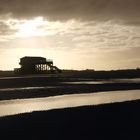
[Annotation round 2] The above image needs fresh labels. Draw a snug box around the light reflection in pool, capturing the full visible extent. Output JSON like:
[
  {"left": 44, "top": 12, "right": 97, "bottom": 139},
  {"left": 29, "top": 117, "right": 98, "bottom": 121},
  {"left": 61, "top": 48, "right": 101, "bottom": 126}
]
[
  {"left": 0, "top": 89, "right": 140, "bottom": 117},
  {"left": 63, "top": 78, "right": 140, "bottom": 84},
  {"left": 0, "top": 86, "right": 55, "bottom": 91}
]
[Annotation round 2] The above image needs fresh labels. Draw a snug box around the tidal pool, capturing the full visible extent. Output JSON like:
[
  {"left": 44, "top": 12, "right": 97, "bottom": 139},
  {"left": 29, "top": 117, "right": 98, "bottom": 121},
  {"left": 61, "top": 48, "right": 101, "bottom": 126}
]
[
  {"left": 0, "top": 89, "right": 139, "bottom": 117},
  {"left": 63, "top": 78, "right": 140, "bottom": 84}
]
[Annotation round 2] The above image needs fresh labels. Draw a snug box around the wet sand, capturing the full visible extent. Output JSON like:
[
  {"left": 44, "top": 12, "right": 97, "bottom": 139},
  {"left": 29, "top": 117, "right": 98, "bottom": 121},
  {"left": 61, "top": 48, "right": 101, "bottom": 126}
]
[
  {"left": 0, "top": 73, "right": 140, "bottom": 101},
  {"left": 0, "top": 71, "right": 140, "bottom": 139}
]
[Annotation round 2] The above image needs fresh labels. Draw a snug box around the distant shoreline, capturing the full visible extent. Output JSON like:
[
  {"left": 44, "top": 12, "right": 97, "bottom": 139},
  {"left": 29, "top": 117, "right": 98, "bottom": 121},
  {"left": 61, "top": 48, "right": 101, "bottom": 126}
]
[{"left": 0, "top": 69, "right": 140, "bottom": 79}]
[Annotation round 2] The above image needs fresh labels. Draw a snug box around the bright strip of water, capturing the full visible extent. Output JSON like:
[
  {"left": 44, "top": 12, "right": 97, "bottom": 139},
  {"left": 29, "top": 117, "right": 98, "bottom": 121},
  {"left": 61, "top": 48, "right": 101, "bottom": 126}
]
[{"left": 0, "top": 90, "right": 139, "bottom": 117}]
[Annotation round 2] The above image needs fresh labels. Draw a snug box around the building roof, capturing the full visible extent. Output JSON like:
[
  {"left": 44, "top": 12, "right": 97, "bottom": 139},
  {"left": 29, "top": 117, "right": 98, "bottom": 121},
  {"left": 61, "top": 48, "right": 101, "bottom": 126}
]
[{"left": 20, "top": 56, "right": 53, "bottom": 65}]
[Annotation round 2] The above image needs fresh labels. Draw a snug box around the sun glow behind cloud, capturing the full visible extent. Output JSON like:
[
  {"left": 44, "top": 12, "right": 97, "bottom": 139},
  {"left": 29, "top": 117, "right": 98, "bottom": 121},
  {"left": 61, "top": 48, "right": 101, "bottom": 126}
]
[
  {"left": 15, "top": 17, "right": 46, "bottom": 37},
  {"left": 0, "top": 15, "right": 140, "bottom": 70}
]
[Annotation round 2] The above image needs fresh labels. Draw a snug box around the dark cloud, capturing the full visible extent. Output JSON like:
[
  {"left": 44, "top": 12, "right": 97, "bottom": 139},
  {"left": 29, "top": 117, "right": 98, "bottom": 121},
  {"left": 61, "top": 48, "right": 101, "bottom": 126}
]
[
  {"left": 0, "top": 22, "right": 16, "bottom": 35},
  {"left": 0, "top": 0, "right": 140, "bottom": 21},
  {"left": 123, "top": 21, "right": 140, "bottom": 26}
]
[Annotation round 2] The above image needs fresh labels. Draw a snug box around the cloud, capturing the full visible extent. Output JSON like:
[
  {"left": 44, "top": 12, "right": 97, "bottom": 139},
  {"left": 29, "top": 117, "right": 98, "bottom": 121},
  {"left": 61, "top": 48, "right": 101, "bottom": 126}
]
[
  {"left": 0, "top": 18, "right": 140, "bottom": 53},
  {"left": 123, "top": 21, "right": 140, "bottom": 26},
  {"left": 71, "top": 20, "right": 140, "bottom": 53},
  {"left": 0, "top": 0, "right": 139, "bottom": 43},
  {"left": 0, "top": 20, "right": 18, "bottom": 42},
  {"left": 0, "top": 21, "right": 17, "bottom": 35},
  {"left": 0, "top": 0, "right": 139, "bottom": 21}
]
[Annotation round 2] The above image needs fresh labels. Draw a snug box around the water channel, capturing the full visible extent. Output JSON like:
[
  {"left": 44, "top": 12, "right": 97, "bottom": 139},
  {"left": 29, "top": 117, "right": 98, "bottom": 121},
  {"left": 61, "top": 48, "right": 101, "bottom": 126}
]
[{"left": 0, "top": 89, "right": 139, "bottom": 117}]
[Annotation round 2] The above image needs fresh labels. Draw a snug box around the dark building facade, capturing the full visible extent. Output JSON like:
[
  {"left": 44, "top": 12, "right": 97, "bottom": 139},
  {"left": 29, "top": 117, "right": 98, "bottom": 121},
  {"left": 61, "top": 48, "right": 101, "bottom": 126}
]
[{"left": 14, "top": 56, "right": 61, "bottom": 74}]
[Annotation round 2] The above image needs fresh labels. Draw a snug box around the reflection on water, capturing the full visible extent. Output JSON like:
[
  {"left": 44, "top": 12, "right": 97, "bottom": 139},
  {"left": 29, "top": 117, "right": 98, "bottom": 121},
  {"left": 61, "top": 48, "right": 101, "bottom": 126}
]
[
  {"left": 63, "top": 81, "right": 104, "bottom": 84},
  {"left": 0, "top": 74, "right": 53, "bottom": 80},
  {"left": 0, "top": 90, "right": 140, "bottom": 117},
  {"left": 63, "top": 78, "right": 140, "bottom": 84},
  {"left": 1, "top": 78, "right": 140, "bottom": 91},
  {"left": 0, "top": 86, "right": 55, "bottom": 91}
]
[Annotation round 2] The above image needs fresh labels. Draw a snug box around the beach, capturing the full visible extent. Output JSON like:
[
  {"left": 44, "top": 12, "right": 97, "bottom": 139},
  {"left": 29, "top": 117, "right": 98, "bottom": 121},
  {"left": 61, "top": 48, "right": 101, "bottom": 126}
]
[{"left": 0, "top": 71, "right": 140, "bottom": 139}]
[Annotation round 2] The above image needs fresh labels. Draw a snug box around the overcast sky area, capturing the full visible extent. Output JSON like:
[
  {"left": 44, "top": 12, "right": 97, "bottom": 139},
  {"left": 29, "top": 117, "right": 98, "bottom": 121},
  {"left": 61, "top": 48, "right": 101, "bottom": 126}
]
[{"left": 0, "top": 0, "right": 140, "bottom": 70}]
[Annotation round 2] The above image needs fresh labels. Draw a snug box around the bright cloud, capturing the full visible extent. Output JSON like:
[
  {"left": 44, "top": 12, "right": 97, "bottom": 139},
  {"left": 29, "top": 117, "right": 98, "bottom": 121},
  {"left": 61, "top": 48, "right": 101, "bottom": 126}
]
[
  {"left": 0, "top": 0, "right": 139, "bottom": 70},
  {"left": 0, "top": 17, "right": 140, "bottom": 56}
]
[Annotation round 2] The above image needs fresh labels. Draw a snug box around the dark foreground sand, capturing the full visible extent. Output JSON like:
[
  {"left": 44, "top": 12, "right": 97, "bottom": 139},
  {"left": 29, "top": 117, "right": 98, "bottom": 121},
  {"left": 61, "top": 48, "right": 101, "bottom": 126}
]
[{"left": 0, "top": 100, "right": 140, "bottom": 140}]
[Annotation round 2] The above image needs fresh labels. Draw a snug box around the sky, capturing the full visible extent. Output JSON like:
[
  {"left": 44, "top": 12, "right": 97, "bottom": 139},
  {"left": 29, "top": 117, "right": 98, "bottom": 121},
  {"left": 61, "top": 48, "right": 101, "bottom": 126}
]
[{"left": 0, "top": 0, "right": 140, "bottom": 70}]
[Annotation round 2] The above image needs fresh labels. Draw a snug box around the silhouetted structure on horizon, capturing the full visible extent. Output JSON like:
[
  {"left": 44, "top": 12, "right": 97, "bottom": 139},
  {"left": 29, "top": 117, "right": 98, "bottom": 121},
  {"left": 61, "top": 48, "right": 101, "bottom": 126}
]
[{"left": 14, "top": 56, "right": 61, "bottom": 74}]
